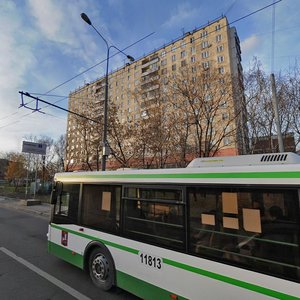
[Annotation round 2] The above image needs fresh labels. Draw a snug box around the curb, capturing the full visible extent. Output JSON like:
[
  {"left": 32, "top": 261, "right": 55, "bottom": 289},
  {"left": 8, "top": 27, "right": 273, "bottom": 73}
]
[{"left": 0, "top": 197, "right": 50, "bottom": 219}]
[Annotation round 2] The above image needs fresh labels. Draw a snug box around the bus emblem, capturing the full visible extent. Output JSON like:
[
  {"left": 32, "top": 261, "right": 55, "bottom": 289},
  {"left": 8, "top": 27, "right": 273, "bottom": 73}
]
[{"left": 61, "top": 231, "right": 68, "bottom": 246}]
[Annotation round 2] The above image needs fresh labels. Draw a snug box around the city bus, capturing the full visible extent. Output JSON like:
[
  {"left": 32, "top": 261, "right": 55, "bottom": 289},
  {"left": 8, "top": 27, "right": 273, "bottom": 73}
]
[{"left": 48, "top": 152, "right": 300, "bottom": 299}]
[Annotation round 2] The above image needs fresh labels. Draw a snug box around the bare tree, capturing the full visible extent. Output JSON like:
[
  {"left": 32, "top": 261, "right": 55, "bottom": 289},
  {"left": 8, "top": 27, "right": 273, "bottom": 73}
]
[
  {"left": 132, "top": 78, "right": 179, "bottom": 168},
  {"left": 166, "top": 64, "right": 240, "bottom": 158},
  {"left": 107, "top": 104, "right": 137, "bottom": 168},
  {"left": 70, "top": 99, "right": 103, "bottom": 171},
  {"left": 244, "top": 58, "right": 298, "bottom": 152},
  {"left": 286, "top": 62, "right": 300, "bottom": 149},
  {"left": 73, "top": 115, "right": 102, "bottom": 171},
  {"left": 53, "top": 134, "right": 66, "bottom": 172}
]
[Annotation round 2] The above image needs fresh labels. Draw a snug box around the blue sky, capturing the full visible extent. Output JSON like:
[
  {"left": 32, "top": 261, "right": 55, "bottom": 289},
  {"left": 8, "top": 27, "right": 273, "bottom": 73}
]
[{"left": 0, "top": 0, "right": 299, "bottom": 153}]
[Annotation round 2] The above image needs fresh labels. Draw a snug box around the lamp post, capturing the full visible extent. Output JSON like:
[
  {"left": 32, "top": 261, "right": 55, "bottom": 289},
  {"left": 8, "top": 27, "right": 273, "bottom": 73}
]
[{"left": 81, "top": 13, "right": 134, "bottom": 171}]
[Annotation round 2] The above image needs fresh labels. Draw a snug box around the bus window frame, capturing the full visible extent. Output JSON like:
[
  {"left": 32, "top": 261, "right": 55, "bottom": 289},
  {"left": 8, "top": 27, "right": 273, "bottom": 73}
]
[
  {"left": 51, "top": 182, "right": 81, "bottom": 224},
  {"left": 50, "top": 181, "right": 63, "bottom": 205},
  {"left": 186, "top": 184, "right": 300, "bottom": 283},
  {"left": 79, "top": 183, "right": 122, "bottom": 235},
  {"left": 121, "top": 184, "right": 187, "bottom": 252}
]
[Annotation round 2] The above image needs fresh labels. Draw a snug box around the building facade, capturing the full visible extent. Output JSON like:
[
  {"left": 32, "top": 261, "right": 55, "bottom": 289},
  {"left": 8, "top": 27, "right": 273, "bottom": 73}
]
[{"left": 66, "top": 16, "right": 246, "bottom": 170}]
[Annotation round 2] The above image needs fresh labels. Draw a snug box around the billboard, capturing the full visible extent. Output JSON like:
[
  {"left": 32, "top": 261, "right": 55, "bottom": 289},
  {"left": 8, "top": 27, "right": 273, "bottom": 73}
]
[{"left": 22, "top": 141, "right": 47, "bottom": 155}]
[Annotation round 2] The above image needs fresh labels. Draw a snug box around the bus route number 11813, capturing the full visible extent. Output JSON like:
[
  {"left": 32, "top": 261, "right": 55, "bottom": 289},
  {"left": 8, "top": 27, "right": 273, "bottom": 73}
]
[{"left": 139, "top": 252, "right": 162, "bottom": 270}]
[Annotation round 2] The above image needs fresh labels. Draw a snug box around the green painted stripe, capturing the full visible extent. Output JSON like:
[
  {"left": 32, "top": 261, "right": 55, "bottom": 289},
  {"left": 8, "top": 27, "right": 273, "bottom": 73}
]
[
  {"left": 57, "top": 171, "right": 300, "bottom": 181},
  {"left": 51, "top": 224, "right": 138, "bottom": 255},
  {"left": 48, "top": 240, "right": 84, "bottom": 269},
  {"left": 50, "top": 224, "right": 299, "bottom": 300},
  {"left": 163, "top": 258, "right": 299, "bottom": 300},
  {"left": 117, "top": 270, "right": 188, "bottom": 300}
]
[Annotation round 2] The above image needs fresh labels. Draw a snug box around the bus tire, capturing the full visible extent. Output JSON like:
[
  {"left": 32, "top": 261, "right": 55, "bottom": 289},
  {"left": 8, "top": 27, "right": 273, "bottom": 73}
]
[{"left": 88, "top": 247, "right": 115, "bottom": 291}]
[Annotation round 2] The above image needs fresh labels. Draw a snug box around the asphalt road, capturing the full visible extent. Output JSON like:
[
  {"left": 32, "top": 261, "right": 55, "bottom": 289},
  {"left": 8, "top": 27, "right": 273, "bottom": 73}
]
[{"left": 0, "top": 206, "right": 139, "bottom": 300}]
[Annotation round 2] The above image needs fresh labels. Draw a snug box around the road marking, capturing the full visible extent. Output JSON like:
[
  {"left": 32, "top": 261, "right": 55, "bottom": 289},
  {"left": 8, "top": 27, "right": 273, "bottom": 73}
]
[{"left": 0, "top": 247, "right": 91, "bottom": 300}]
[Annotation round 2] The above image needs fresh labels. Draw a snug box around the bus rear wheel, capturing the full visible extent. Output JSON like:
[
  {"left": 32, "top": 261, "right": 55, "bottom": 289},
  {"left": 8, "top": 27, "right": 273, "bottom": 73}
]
[{"left": 88, "top": 247, "right": 115, "bottom": 291}]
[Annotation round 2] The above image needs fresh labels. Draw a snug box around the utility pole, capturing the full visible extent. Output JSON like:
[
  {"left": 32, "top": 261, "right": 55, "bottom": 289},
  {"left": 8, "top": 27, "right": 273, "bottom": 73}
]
[
  {"left": 270, "top": 73, "right": 284, "bottom": 152},
  {"left": 270, "top": 1, "right": 284, "bottom": 153}
]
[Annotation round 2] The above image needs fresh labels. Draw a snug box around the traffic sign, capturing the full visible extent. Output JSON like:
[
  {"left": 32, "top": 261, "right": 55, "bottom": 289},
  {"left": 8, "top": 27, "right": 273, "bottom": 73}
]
[{"left": 22, "top": 141, "right": 47, "bottom": 155}]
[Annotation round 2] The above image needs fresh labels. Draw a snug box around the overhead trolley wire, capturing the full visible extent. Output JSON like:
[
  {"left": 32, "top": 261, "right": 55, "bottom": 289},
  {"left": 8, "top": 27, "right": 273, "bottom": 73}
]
[{"left": 1, "top": 1, "right": 282, "bottom": 129}]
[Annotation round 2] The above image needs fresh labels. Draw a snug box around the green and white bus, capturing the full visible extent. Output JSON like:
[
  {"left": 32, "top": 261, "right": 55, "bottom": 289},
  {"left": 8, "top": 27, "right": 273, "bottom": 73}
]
[{"left": 48, "top": 152, "right": 300, "bottom": 299}]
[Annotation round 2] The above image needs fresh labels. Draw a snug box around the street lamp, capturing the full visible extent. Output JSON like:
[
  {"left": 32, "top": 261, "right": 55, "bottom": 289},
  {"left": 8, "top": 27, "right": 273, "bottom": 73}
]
[{"left": 81, "top": 13, "right": 134, "bottom": 171}]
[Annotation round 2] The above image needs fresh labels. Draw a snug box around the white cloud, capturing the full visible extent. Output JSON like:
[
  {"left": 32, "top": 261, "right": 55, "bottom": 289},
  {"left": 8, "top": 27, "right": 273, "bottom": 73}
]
[
  {"left": 241, "top": 34, "right": 260, "bottom": 56},
  {"left": 27, "top": 0, "right": 103, "bottom": 64},
  {"left": 0, "top": 1, "right": 69, "bottom": 153},
  {"left": 162, "top": 3, "right": 200, "bottom": 29},
  {"left": 0, "top": 1, "right": 36, "bottom": 115},
  {"left": 28, "top": 0, "right": 83, "bottom": 47}
]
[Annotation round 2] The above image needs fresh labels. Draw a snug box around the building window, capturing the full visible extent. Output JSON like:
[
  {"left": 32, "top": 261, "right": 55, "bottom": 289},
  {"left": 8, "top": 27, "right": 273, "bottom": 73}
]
[
  {"left": 218, "top": 66, "right": 225, "bottom": 74},
  {"left": 216, "top": 34, "right": 222, "bottom": 42},
  {"left": 217, "top": 45, "right": 224, "bottom": 52},
  {"left": 202, "top": 61, "right": 210, "bottom": 69},
  {"left": 215, "top": 24, "right": 221, "bottom": 31},
  {"left": 181, "top": 50, "right": 186, "bottom": 58},
  {"left": 217, "top": 56, "right": 224, "bottom": 63},
  {"left": 201, "top": 41, "right": 209, "bottom": 49},
  {"left": 181, "top": 41, "right": 186, "bottom": 48},
  {"left": 200, "top": 30, "right": 208, "bottom": 38},
  {"left": 161, "top": 50, "right": 166, "bottom": 57},
  {"left": 172, "top": 64, "right": 176, "bottom": 71},
  {"left": 171, "top": 45, "right": 176, "bottom": 52},
  {"left": 191, "top": 66, "right": 197, "bottom": 73},
  {"left": 222, "top": 112, "right": 229, "bottom": 120},
  {"left": 190, "top": 37, "right": 195, "bottom": 43},
  {"left": 223, "top": 137, "right": 230, "bottom": 146},
  {"left": 191, "top": 46, "right": 196, "bottom": 54},
  {"left": 220, "top": 100, "right": 227, "bottom": 108},
  {"left": 161, "top": 68, "right": 167, "bottom": 75},
  {"left": 191, "top": 56, "right": 196, "bottom": 63},
  {"left": 172, "top": 54, "right": 176, "bottom": 62},
  {"left": 181, "top": 60, "right": 187, "bottom": 67},
  {"left": 201, "top": 51, "right": 209, "bottom": 59},
  {"left": 161, "top": 59, "right": 167, "bottom": 66}
]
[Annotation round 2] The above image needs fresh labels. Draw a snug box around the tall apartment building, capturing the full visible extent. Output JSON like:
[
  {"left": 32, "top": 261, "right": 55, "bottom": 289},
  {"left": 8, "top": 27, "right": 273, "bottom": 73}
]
[{"left": 66, "top": 16, "right": 247, "bottom": 170}]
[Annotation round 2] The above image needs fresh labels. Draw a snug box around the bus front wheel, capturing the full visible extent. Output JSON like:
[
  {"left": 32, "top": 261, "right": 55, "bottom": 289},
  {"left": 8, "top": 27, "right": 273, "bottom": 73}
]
[{"left": 88, "top": 247, "right": 115, "bottom": 291}]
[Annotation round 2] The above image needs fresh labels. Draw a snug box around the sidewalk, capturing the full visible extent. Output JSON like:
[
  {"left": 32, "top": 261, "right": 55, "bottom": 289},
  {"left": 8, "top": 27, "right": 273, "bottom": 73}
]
[{"left": 0, "top": 196, "right": 51, "bottom": 218}]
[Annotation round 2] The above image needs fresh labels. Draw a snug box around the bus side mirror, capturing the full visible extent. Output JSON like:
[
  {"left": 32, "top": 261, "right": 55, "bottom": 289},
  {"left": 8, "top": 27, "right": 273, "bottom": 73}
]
[{"left": 50, "top": 182, "right": 63, "bottom": 205}]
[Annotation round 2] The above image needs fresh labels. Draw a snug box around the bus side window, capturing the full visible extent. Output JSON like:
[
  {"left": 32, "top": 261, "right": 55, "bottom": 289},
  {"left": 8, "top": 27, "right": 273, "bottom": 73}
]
[
  {"left": 123, "top": 187, "right": 185, "bottom": 251},
  {"left": 81, "top": 185, "right": 121, "bottom": 234},
  {"left": 53, "top": 184, "right": 80, "bottom": 224},
  {"left": 188, "top": 187, "right": 300, "bottom": 282}
]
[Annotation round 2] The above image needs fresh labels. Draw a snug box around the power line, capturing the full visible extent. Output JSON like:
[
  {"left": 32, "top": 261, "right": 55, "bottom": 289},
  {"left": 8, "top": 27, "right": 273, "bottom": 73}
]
[
  {"left": 0, "top": 111, "right": 19, "bottom": 122},
  {"left": 31, "top": 0, "right": 282, "bottom": 101},
  {"left": 3, "top": 1, "right": 282, "bottom": 130},
  {"left": 0, "top": 111, "right": 33, "bottom": 129},
  {"left": 36, "top": 0, "right": 282, "bottom": 109},
  {"left": 19, "top": 91, "right": 101, "bottom": 124},
  {"left": 41, "top": 31, "right": 155, "bottom": 96},
  {"left": 229, "top": 0, "right": 281, "bottom": 26},
  {"left": 0, "top": 31, "right": 156, "bottom": 126}
]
